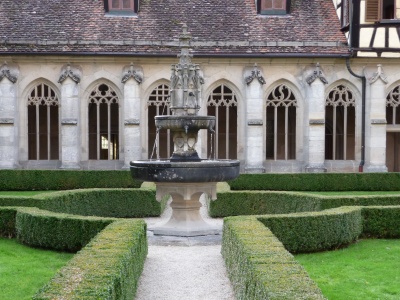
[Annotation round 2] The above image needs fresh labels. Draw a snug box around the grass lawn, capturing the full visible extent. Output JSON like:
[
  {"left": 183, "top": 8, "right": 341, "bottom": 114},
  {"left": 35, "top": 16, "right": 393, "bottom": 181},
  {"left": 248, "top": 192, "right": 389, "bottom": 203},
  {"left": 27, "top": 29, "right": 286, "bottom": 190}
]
[
  {"left": 295, "top": 239, "right": 400, "bottom": 300},
  {"left": 0, "top": 238, "right": 74, "bottom": 300}
]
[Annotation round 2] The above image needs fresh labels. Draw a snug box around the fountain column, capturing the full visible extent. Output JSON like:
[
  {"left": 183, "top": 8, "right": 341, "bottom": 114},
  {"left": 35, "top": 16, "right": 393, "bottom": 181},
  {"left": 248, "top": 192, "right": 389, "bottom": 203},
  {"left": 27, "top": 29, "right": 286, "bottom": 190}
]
[{"left": 0, "top": 63, "right": 18, "bottom": 169}]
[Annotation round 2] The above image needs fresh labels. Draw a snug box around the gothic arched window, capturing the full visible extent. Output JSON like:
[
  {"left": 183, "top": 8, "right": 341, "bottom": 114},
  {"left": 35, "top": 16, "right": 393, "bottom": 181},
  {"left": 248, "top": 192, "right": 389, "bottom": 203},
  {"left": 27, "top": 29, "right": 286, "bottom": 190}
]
[
  {"left": 88, "top": 83, "right": 119, "bottom": 160},
  {"left": 28, "top": 83, "right": 59, "bottom": 160},
  {"left": 325, "top": 85, "right": 355, "bottom": 160},
  {"left": 265, "top": 84, "right": 297, "bottom": 160},
  {"left": 386, "top": 84, "right": 400, "bottom": 172},
  {"left": 147, "top": 84, "right": 172, "bottom": 159},
  {"left": 207, "top": 84, "right": 238, "bottom": 159}
]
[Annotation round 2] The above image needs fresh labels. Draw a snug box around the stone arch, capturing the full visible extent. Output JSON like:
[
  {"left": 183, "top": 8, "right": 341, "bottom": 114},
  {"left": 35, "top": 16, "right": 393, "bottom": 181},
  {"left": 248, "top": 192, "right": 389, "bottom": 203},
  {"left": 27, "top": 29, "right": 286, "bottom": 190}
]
[
  {"left": 19, "top": 78, "right": 61, "bottom": 162},
  {"left": 205, "top": 80, "right": 241, "bottom": 160},
  {"left": 82, "top": 79, "right": 123, "bottom": 161},
  {"left": 144, "top": 80, "right": 171, "bottom": 159},
  {"left": 324, "top": 79, "right": 360, "bottom": 161},
  {"left": 264, "top": 79, "right": 303, "bottom": 161}
]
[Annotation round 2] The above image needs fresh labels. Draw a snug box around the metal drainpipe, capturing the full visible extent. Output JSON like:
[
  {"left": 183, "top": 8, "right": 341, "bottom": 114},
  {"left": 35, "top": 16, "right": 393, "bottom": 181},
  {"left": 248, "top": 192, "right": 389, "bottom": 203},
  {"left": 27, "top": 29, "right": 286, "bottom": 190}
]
[{"left": 346, "top": 57, "right": 366, "bottom": 172}]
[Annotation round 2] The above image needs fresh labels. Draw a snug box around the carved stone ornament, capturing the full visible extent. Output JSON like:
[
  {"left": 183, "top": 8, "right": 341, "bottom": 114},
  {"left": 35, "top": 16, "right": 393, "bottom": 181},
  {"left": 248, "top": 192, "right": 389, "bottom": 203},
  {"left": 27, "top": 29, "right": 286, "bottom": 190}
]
[
  {"left": 0, "top": 62, "right": 17, "bottom": 83},
  {"left": 369, "top": 64, "right": 388, "bottom": 84},
  {"left": 245, "top": 64, "right": 266, "bottom": 85},
  {"left": 122, "top": 63, "right": 143, "bottom": 84},
  {"left": 58, "top": 64, "right": 81, "bottom": 84},
  {"left": 306, "top": 63, "right": 328, "bottom": 85}
]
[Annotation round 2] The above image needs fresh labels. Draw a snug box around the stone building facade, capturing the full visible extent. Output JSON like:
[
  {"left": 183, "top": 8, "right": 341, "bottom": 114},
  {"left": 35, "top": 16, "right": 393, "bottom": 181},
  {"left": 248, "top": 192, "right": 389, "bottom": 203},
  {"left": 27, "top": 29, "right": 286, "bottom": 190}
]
[{"left": 0, "top": 0, "right": 399, "bottom": 172}]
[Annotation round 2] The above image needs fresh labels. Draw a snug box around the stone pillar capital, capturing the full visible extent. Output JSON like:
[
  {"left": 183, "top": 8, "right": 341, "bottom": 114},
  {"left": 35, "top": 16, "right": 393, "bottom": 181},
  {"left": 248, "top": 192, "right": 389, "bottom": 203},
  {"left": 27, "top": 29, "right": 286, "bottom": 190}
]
[
  {"left": 0, "top": 62, "right": 18, "bottom": 84},
  {"left": 368, "top": 64, "right": 388, "bottom": 85},
  {"left": 58, "top": 63, "right": 81, "bottom": 84},
  {"left": 122, "top": 63, "right": 143, "bottom": 84},
  {"left": 305, "top": 63, "right": 328, "bottom": 86},
  {"left": 245, "top": 64, "right": 266, "bottom": 86}
]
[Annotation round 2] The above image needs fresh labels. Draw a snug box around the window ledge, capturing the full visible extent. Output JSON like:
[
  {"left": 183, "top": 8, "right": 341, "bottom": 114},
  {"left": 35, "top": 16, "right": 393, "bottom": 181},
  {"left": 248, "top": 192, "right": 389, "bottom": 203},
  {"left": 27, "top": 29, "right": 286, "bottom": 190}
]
[
  {"left": 379, "top": 19, "right": 400, "bottom": 24},
  {"left": 105, "top": 11, "right": 138, "bottom": 17}
]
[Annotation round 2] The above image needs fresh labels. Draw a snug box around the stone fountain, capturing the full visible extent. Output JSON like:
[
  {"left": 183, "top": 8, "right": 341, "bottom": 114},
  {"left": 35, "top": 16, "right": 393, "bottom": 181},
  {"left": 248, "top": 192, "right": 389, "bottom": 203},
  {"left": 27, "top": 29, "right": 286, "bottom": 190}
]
[{"left": 130, "top": 25, "right": 240, "bottom": 237}]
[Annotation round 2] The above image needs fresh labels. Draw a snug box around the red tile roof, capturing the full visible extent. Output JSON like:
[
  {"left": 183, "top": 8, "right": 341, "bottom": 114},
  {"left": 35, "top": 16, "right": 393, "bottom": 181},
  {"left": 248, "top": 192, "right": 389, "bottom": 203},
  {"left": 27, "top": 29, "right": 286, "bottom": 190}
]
[{"left": 0, "top": 0, "right": 349, "bottom": 57}]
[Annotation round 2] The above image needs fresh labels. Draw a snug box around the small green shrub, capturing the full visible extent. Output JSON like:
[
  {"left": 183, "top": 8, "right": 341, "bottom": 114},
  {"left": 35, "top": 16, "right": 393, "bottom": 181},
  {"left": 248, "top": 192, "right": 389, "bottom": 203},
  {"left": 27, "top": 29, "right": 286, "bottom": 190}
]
[
  {"left": 33, "top": 219, "right": 147, "bottom": 300},
  {"left": 229, "top": 173, "right": 400, "bottom": 191},
  {"left": 0, "top": 170, "right": 141, "bottom": 191}
]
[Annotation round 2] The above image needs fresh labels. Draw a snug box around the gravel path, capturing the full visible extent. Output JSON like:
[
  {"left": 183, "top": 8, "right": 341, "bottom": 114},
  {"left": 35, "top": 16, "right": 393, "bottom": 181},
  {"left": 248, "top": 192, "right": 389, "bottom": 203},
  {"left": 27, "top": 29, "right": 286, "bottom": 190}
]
[
  {"left": 135, "top": 195, "right": 236, "bottom": 300},
  {"left": 135, "top": 245, "right": 235, "bottom": 300}
]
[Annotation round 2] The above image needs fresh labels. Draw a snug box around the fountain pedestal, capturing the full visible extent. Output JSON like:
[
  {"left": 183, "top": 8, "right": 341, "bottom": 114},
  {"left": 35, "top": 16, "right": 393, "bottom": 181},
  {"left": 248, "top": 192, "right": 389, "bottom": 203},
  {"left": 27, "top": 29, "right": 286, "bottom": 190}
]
[{"left": 151, "top": 182, "right": 219, "bottom": 236}]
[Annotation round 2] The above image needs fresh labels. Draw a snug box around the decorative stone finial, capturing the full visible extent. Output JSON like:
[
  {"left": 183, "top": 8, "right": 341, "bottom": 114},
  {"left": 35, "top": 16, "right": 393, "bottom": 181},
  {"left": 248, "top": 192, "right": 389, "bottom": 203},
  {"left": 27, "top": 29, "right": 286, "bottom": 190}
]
[
  {"left": 245, "top": 63, "right": 266, "bottom": 85},
  {"left": 58, "top": 63, "right": 81, "bottom": 84},
  {"left": 169, "top": 24, "right": 204, "bottom": 116},
  {"left": 306, "top": 63, "right": 328, "bottom": 85},
  {"left": 369, "top": 64, "right": 388, "bottom": 84}
]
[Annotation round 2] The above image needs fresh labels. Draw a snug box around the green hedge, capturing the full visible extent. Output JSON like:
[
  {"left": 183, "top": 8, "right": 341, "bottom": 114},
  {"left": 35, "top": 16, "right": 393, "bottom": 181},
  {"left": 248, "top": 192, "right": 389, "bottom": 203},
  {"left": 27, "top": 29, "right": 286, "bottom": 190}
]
[
  {"left": 33, "top": 219, "right": 147, "bottom": 300},
  {"left": 0, "top": 207, "right": 17, "bottom": 237},
  {"left": 361, "top": 206, "right": 400, "bottom": 238},
  {"left": 257, "top": 207, "right": 363, "bottom": 253},
  {"left": 229, "top": 173, "right": 400, "bottom": 191},
  {"left": 0, "top": 170, "right": 141, "bottom": 191},
  {"left": 0, "top": 188, "right": 167, "bottom": 218},
  {"left": 222, "top": 217, "right": 326, "bottom": 300},
  {"left": 16, "top": 207, "right": 115, "bottom": 252},
  {"left": 209, "top": 190, "right": 400, "bottom": 217},
  {"left": 0, "top": 207, "right": 147, "bottom": 299},
  {"left": 209, "top": 191, "right": 321, "bottom": 217},
  {"left": 222, "top": 205, "right": 400, "bottom": 300}
]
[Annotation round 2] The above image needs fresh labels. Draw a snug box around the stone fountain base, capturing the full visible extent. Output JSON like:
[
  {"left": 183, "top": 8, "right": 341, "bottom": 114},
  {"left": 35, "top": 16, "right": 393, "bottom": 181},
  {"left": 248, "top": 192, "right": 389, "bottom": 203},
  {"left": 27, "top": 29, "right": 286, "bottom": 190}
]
[{"left": 150, "top": 182, "right": 220, "bottom": 237}]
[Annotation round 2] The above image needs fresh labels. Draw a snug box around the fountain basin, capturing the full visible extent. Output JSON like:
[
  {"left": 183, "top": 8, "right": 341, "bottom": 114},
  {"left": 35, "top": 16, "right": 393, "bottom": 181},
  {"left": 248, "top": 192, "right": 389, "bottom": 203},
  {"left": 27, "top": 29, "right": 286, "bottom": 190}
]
[
  {"left": 155, "top": 115, "right": 215, "bottom": 132},
  {"left": 130, "top": 159, "right": 240, "bottom": 183}
]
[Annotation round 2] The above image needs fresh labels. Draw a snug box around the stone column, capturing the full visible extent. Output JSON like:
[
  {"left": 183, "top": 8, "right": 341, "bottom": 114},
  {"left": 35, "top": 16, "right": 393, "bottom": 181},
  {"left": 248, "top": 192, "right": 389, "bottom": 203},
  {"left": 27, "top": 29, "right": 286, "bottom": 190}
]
[
  {"left": 244, "top": 64, "right": 266, "bottom": 173},
  {"left": 364, "top": 64, "right": 388, "bottom": 172},
  {"left": 58, "top": 64, "right": 81, "bottom": 169},
  {"left": 122, "top": 64, "right": 143, "bottom": 168},
  {"left": 304, "top": 63, "right": 327, "bottom": 172},
  {"left": 0, "top": 63, "right": 18, "bottom": 169}
]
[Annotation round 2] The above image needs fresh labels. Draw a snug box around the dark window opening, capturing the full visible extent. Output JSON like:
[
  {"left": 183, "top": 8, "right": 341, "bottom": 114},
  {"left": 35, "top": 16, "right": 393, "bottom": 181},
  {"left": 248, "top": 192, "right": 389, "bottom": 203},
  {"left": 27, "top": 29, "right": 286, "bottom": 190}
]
[
  {"left": 257, "top": 0, "right": 290, "bottom": 15},
  {"left": 105, "top": 0, "right": 138, "bottom": 15}
]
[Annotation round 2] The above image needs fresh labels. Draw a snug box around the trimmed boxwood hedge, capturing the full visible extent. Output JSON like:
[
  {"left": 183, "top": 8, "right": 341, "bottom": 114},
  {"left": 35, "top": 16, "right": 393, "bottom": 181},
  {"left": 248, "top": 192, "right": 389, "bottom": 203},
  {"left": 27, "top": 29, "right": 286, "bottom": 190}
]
[
  {"left": 209, "top": 190, "right": 400, "bottom": 217},
  {"left": 229, "top": 173, "right": 400, "bottom": 191},
  {"left": 0, "top": 170, "right": 141, "bottom": 191},
  {"left": 16, "top": 207, "right": 115, "bottom": 252},
  {"left": 257, "top": 207, "right": 363, "bottom": 253},
  {"left": 361, "top": 205, "right": 400, "bottom": 238},
  {"left": 222, "top": 217, "right": 326, "bottom": 300},
  {"left": 222, "top": 205, "right": 400, "bottom": 300},
  {"left": 0, "top": 206, "right": 147, "bottom": 299},
  {"left": 33, "top": 219, "right": 147, "bottom": 300},
  {"left": 0, "top": 188, "right": 168, "bottom": 218}
]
